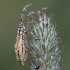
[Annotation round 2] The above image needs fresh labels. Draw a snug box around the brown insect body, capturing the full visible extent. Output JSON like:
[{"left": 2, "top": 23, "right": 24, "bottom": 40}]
[
  {"left": 14, "top": 4, "right": 35, "bottom": 65},
  {"left": 14, "top": 19, "right": 28, "bottom": 65}
]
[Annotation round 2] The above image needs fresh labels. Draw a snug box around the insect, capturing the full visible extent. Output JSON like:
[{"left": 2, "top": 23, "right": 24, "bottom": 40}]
[{"left": 14, "top": 4, "right": 35, "bottom": 65}]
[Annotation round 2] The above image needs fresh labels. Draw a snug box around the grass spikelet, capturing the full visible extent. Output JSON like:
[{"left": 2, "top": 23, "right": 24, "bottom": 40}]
[{"left": 27, "top": 8, "right": 63, "bottom": 70}]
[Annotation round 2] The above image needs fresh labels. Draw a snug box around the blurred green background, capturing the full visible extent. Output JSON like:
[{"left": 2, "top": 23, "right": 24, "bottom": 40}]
[{"left": 0, "top": 0, "right": 70, "bottom": 70}]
